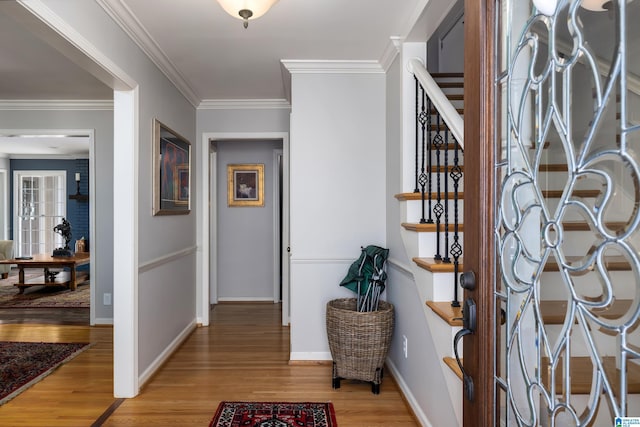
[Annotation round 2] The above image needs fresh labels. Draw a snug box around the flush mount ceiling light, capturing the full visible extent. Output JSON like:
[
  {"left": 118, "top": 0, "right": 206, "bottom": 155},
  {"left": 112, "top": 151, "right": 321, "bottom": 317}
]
[{"left": 216, "top": 0, "right": 279, "bottom": 28}]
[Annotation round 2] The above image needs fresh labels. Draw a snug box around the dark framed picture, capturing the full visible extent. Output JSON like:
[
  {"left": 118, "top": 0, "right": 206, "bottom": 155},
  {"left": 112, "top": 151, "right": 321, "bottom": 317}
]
[
  {"left": 153, "top": 118, "right": 191, "bottom": 215},
  {"left": 227, "top": 164, "right": 264, "bottom": 207}
]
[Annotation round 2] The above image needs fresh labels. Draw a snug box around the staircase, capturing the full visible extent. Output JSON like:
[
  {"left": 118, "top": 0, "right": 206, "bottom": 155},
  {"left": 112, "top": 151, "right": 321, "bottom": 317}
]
[
  {"left": 397, "top": 63, "right": 640, "bottom": 426},
  {"left": 395, "top": 68, "right": 466, "bottom": 424}
]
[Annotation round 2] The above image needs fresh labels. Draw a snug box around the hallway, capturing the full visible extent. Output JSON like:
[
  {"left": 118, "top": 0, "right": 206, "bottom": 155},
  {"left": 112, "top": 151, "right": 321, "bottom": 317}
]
[{"left": 0, "top": 303, "right": 418, "bottom": 426}]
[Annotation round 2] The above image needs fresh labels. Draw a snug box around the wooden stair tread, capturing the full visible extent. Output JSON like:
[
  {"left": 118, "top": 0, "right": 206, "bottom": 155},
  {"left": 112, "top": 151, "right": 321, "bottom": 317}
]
[
  {"left": 443, "top": 357, "right": 463, "bottom": 380},
  {"left": 432, "top": 72, "right": 464, "bottom": 78},
  {"left": 402, "top": 220, "right": 624, "bottom": 234},
  {"left": 413, "top": 257, "right": 463, "bottom": 273},
  {"left": 538, "top": 164, "right": 568, "bottom": 172},
  {"left": 435, "top": 81, "right": 464, "bottom": 88},
  {"left": 561, "top": 221, "right": 628, "bottom": 231},
  {"left": 395, "top": 192, "right": 464, "bottom": 201},
  {"left": 540, "top": 299, "right": 633, "bottom": 324},
  {"left": 445, "top": 94, "right": 464, "bottom": 101},
  {"left": 425, "top": 142, "right": 464, "bottom": 150},
  {"left": 541, "top": 189, "right": 602, "bottom": 198},
  {"left": 395, "top": 189, "right": 600, "bottom": 201},
  {"left": 428, "top": 123, "right": 459, "bottom": 131},
  {"left": 430, "top": 108, "right": 464, "bottom": 115},
  {"left": 544, "top": 255, "right": 631, "bottom": 272},
  {"left": 426, "top": 301, "right": 462, "bottom": 326},
  {"left": 401, "top": 222, "right": 464, "bottom": 232},
  {"left": 428, "top": 165, "right": 464, "bottom": 173},
  {"left": 414, "top": 255, "right": 628, "bottom": 273},
  {"left": 542, "top": 356, "right": 640, "bottom": 394}
]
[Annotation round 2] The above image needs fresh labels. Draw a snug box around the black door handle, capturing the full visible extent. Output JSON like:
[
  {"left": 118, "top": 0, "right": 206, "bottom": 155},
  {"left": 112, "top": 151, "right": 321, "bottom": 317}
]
[
  {"left": 453, "top": 297, "right": 476, "bottom": 402},
  {"left": 460, "top": 271, "right": 476, "bottom": 290}
]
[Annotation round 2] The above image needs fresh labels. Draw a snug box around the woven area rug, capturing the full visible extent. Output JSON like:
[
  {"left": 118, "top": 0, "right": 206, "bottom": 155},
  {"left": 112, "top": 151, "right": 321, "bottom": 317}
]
[
  {"left": 0, "top": 341, "right": 90, "bottom": 405},
  {"left": 209, "top": 402, "right": 338, "bottom": 427},
  {"left": 0, "top": 271, "right": 89, "bottom": 308}
]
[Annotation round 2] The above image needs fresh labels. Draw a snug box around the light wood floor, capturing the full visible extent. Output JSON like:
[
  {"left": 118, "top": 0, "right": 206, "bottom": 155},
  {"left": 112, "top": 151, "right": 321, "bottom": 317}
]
[{"left": 0, "top": 303, "right": 418, "bottom": 426}]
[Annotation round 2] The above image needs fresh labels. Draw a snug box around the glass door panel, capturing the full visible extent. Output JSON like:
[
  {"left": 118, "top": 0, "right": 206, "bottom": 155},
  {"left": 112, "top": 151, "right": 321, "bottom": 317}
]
[
  {"left": 14, "top": 171, "right": 66, "bottom": 257},
  {"left": 494, "top": 0, "right": 640, "bottom": 425}
]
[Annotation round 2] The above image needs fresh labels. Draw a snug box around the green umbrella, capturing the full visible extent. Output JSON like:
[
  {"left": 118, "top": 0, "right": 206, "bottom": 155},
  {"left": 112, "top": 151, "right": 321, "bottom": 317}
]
[{"left": 339, "top": 245, "right": 389, "bottom": 312}]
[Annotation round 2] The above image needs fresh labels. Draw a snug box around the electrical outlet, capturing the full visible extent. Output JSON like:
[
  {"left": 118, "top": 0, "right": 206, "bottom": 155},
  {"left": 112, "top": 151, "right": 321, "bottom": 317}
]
[
  {"left": 402, "top": 335, "right": 408, "bottom": 358},
  {"left": 103, "top": 293, "right": 112, "bottom": 306}
]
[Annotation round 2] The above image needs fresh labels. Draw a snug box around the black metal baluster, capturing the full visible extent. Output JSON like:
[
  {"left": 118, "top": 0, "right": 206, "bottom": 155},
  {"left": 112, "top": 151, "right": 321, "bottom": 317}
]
[
  {"left": 424, "top": 94, "right": 434, "bottom": 224},
  {"left": 432, "top": 113, "right": 444, "bottom": 260},
  {"left": 418, "top": 85, "right": 429, "bottom": 224},
  {"left": 442, "top": 128, "right": 451, "bottom": 263},
  {"left": 450, "top": 137, "right": 463, "bottom": 308},
  {"left": 414, "top": 76, "right": 420, "bottom": 193}
]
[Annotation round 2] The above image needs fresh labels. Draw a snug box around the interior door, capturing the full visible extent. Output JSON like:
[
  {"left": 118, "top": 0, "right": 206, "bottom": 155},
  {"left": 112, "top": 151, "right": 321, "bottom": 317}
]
[
  {"left": 464, "top": 0, "right": 640, "bottom": 425},
  {"left": 14, "top": 171, "right": 66, "bottom": 257}
]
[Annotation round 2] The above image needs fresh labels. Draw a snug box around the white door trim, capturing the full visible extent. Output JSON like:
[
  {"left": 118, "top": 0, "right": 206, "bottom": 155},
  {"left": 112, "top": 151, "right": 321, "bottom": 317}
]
[
  {"left": 17, "top": 0, "right": 140, "bottom": 399},
  {"left": 0, "top": 170, "right": 6, "bottom": 240},
  {"left": 273, "top": 149, "right": 282, "bottom": 304}
]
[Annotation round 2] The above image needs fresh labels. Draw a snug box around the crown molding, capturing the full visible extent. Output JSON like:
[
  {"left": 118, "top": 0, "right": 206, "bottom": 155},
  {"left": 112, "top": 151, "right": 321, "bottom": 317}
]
[
  {"left": 280, "top": 60, "right": 384, "bottom": 74},
  {"left": 0, "top": 100, "right": 114, "bottom": 110},
  {"left": 198, "top": 99, "right": 291, "bottom": 110},
  {"left": 380, "top": 36, "right": 404, "bottom": 72},
  {"left": 6, "top": 153, "right": 90, "bottom": 160},
  {"left": 95, "top": 0, "right": 200, "bottom": 107}
]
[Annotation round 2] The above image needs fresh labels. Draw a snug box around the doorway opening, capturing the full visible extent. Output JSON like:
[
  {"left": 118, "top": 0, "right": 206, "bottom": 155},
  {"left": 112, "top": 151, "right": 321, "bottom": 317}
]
[{"left": 202, "top": 132, "right": 290, "bottom": 326}]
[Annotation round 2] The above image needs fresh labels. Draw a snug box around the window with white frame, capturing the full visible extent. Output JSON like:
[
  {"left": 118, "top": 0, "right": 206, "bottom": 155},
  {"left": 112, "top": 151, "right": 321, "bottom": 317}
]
[{"left": 13, "top": 171, "right": 66, "bottom": 257}]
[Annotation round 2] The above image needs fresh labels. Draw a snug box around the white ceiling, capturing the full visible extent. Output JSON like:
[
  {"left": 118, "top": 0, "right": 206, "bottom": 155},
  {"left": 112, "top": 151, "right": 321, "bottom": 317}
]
[
  {"left": 0, "top": 134, "right": 91, "bottom": 158},
  {"left": 0, "top": 0, "right": 425, "bottom": 103},
  {"left": 0, "top": 0, "right": 426, "bottom": 155}
]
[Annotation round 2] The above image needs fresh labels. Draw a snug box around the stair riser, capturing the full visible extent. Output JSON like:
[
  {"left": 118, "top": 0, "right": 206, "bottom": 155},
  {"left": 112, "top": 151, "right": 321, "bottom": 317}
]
[
  {"left": 405, "top": 199, "right": 464, "bottom": 225},
  {"left": 543, "top": 324, "right": 620, "bottom": 358},
  {"left": 413, "top": 267, "right": 461, "bottom": 303},
  {"left": 537, "top": 229, "right": 612, "bottom": 255},
  {"left": 416, "top": 172, "right": 465, "bottom": 189},
  {"left": 541, "top": 198, "right": 635, "bottom": 223},
  {"left": 539, "top": 271, "right": 635, "bottom": 300},
  {"left": 418, "top": 232, "right": 464, "bottom": 260},
  {"left": 538, "top": 395, "right": 640, "bottom": 426}
]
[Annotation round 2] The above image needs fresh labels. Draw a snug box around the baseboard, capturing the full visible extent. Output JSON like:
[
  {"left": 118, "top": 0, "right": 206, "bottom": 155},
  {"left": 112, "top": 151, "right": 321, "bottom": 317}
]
[
  {"left": 288, "top": 360, "right": 332, "bottom": 366},
  {"left": 93, "top": 317, "right": 114, "bottom": 325},
  {"left": 138, "top": 320, "right": 197, "bottom": 386},
  {"left": 217, "top": 297, "right": 274, "bottom": 302},
  {"left": 289, "top": 351, "right": 332, "bottom": 361},
  {"left": 386, "top": 358, "right": 433, "bottom": 427}
]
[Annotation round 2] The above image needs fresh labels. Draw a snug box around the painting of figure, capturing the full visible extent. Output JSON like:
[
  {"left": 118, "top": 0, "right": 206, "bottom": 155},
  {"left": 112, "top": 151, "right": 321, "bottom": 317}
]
[{"left": 227, "top": 164, "right": 264, "bottom": 207}]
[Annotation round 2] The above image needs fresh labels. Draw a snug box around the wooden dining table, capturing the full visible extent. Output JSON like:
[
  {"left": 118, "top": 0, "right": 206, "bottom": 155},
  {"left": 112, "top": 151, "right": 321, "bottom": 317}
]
[{"left": 0, "top": 252, "right": 90, "bottom": 293}]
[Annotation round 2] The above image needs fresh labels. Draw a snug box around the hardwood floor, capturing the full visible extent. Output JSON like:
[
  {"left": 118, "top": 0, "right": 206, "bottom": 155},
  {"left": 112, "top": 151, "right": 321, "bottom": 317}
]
[
  {"left": 0, "top": 303, "right": 418, "bottom": 426},
  {"left": 0, "top": 308, "right": 89, "bottom": 325}
]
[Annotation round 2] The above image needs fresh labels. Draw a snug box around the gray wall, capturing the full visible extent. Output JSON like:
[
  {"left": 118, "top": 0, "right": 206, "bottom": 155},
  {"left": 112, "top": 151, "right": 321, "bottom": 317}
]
[
  {"left": 0, "top": 109, "right": 114, "bottom": 321},
  {"left": 426, "top": 0, "right": 464, "bottom": 73},
  {"left": 287, "top": 70, "right": 386, "bottom": 360},
  {"left": 216, "top": 139, "right": 282, "bottom": 300}
]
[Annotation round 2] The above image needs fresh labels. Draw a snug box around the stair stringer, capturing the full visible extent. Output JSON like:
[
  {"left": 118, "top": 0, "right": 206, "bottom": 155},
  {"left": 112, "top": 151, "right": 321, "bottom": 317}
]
[{"left": 398, "top": 198, "right": 463, "bottom": 426}]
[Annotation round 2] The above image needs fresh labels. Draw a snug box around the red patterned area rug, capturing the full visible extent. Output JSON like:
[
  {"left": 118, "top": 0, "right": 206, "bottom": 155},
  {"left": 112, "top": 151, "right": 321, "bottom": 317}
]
[
  {"left": 0, "top": 271, "right": 89, "bottom": 308},
  {"left": 209, "top": 401, "right": 338, "bottom": 427},
  {"left": 0, "top": 341, "right": 90, "bottom": 405}
]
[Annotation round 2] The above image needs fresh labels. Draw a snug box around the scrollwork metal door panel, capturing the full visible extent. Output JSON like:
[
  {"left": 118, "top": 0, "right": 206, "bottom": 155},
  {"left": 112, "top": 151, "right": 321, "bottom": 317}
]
[{"left": 494, "top": 0, "right": 640, "bottom": 425}]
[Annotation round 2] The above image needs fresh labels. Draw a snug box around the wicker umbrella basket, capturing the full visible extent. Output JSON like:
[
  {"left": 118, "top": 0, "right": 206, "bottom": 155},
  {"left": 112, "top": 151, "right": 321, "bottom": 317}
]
[{"left": 326, "top": 298, "right": 394, "bottom": 394}]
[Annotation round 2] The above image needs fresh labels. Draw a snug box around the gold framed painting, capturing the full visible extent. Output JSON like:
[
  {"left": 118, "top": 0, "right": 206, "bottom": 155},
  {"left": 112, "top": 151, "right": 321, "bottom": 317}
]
[
  {"left": 152, "top": 118, "right": 191, "bottom": 215},
  {"left": 227, "top": 164, "right": 264, "bottom": 207}
]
